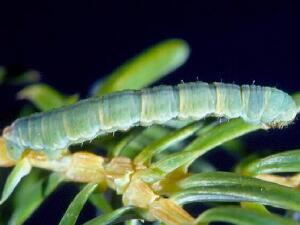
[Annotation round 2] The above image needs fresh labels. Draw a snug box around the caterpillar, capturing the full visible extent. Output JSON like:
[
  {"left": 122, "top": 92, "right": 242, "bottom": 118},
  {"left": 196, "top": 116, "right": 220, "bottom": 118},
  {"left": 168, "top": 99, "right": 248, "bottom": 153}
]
[{"left": 3, "top": 81, "right": 297, "bottom": 159}]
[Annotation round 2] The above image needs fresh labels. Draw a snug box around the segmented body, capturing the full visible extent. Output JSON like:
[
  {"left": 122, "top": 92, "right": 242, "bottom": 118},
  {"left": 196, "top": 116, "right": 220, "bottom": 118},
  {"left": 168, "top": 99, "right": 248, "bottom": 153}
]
[{"left": 3, "top": 81, "right": 297, "bottom": 159}]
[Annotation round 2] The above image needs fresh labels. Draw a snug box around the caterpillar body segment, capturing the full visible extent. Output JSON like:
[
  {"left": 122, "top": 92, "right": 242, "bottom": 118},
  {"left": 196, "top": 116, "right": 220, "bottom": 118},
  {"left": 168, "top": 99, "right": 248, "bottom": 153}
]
[{"left": 3, "top": 81, "right": 297, "bottom": 159}]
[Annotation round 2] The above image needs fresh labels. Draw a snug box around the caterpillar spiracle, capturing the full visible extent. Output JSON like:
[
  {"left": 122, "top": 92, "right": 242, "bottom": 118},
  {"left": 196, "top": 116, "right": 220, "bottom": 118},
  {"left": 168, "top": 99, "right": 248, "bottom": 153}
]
[{"left": 3, "top": 81, "right": 297, "bottom": 159}]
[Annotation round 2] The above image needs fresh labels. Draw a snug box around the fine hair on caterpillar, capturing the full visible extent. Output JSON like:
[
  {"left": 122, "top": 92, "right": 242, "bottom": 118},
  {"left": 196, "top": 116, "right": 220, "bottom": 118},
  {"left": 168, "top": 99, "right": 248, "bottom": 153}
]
[{"left": 3, "top": 81, "right": 297, "bottom": 159}]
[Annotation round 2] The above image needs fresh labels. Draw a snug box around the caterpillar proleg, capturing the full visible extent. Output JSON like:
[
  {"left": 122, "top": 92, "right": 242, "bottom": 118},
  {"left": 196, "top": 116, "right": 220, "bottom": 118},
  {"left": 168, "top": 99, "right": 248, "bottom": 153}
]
[{"left": 3, "top": 81, "right": 297, "bottom": 159}]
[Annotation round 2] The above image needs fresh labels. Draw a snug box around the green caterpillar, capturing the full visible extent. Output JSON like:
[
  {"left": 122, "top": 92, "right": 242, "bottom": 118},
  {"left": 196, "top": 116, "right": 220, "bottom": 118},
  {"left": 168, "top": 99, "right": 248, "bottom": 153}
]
[{"left": 3, "top": 81, "right": 297, "bottom": 159}]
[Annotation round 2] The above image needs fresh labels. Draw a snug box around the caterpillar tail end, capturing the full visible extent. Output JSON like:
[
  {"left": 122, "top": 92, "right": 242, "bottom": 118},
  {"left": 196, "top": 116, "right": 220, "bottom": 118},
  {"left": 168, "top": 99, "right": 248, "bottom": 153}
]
[
  {"left": 2, "top": 125, "right": 25, "bottom": 160},
  {"left": 0, "top": 137, "right": 16, "bottom": 167}
]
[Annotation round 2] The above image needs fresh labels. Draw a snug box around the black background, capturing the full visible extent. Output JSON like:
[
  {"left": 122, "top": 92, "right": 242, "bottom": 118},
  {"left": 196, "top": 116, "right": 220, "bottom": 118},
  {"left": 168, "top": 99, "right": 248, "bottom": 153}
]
[{"left": 1, "top": 1, "right": 300, "bottom": 224}]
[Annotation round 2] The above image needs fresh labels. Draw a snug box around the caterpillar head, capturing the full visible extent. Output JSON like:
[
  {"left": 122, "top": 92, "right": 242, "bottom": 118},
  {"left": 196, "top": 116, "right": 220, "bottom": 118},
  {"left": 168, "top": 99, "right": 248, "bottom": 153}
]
[
  {"left": 269, "top": 93, "right": 297, "bottom": 128},
  {"left": 264, "top": 89, "right": 297, "bottom": 128}
]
